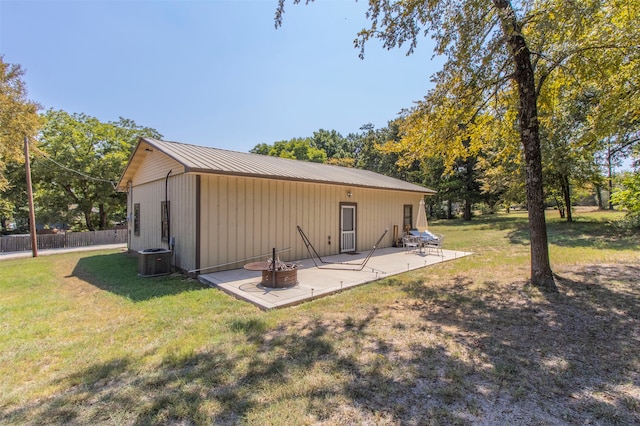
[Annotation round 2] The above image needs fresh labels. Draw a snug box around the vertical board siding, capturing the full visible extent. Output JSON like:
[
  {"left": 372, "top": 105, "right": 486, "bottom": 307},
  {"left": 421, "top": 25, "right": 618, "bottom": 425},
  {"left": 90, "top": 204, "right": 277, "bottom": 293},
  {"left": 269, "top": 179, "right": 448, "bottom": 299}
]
[
  {"left": 131, "top": 149, "right": 185, "bottom": 186},
  {"left": 254, "top": 179, "right": 266, "bottom": 257},
  {"left": 217, "top": 176, "right": 225, "bottom": 264},
  {"left": 129, "top": 179, "right": 164, "bottom": 253},
  {"left": 170, "top": 174, "right": 197, "bottom": 271},
  {"left": 128, "top": 173, "right": 196, "bottom": 272},
  {"left": 228, "top": 177, "right": 238, "bottom": 263},
  {"left": 199, "top": 174, "right": 425, "bottom": 272}
]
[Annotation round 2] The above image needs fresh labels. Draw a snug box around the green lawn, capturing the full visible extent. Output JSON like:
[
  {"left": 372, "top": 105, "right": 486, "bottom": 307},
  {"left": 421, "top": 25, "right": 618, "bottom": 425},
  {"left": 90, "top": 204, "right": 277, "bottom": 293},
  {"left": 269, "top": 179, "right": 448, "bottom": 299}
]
[{"left": 1, "top": 210, "right": 639, "bottom": 425}]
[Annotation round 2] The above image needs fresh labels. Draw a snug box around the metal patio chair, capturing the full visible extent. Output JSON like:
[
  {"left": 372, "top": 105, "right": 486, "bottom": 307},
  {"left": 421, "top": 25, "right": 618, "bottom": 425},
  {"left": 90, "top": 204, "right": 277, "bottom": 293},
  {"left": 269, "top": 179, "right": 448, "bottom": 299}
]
[
  {"left": 424, "top": 234, "right": 444, "bottom": 257},
  {"left": 402, "top": 233, "right": 421, "bottom": 254}
]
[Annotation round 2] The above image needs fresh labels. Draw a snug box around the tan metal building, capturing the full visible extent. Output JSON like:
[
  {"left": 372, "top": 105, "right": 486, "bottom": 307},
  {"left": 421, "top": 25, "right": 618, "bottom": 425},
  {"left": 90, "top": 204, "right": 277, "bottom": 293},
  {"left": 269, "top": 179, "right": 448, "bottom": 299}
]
[{"left": 117, "top": 138, "right": 435, "bottom": 274}]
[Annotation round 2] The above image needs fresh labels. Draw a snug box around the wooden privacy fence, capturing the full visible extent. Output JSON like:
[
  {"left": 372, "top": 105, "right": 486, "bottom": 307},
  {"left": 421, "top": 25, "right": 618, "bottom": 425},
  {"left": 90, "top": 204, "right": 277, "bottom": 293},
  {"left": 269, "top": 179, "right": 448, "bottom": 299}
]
[{"left": 0, "top": 229, "right": 127, "bottom": 253}]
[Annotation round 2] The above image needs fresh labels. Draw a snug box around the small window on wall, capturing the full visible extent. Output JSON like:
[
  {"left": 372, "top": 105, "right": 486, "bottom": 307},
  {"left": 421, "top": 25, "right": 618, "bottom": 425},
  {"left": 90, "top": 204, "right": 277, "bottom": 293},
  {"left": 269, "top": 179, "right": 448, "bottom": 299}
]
[
  {"left": 133, "top": 203, "right": 140, "bottom": 236},
  {"left": 161, "top": 201, "right": 170, "bottom": 242},
  {"left": 403, "top": 204, "right": 413, "bottom": 232}
]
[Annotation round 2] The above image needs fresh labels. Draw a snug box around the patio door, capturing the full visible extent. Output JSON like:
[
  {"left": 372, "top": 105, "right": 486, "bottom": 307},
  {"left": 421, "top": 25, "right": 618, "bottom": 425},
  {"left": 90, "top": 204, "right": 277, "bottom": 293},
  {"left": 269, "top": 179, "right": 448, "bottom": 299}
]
[{"left": 340, "top": 204, "right": 356, "bottom": 252}]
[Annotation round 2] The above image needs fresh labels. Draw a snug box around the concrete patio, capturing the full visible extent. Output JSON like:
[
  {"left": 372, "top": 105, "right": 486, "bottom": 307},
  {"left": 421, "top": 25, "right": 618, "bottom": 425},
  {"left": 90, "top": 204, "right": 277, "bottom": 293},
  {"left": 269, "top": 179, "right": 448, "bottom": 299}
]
[{"left": 199, "top": 246, "right": 472, "bottom": 309}]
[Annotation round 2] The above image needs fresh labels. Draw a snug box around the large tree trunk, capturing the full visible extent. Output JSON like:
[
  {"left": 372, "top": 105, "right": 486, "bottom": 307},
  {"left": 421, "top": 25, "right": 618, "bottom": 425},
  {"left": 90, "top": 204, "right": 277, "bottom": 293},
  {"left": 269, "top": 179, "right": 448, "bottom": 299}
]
[{"left": 494, "top": 0, "right": 557, "bottom": 291}]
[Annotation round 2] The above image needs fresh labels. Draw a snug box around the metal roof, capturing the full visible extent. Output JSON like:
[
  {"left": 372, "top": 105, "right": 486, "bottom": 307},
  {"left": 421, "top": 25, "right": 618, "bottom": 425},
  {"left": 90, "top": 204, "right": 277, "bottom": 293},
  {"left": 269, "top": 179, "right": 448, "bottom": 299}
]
[{"left": 119, "top": 137, "right": 435, "bottom": 194}]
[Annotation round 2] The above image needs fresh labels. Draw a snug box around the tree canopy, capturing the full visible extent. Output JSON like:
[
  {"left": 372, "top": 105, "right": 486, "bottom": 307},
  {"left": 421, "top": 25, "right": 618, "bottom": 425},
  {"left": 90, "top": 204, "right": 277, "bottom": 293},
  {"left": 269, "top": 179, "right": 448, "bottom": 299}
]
[
  {"left": 250, "top": 137, "right": 327, "bottom": 163},
  {"left": 0, "top": 56, "right": 42, "bottom": 192},
  {"left": 31, "top": 110, "right": 161, "bottom": 230},
  {"left": 611, "top": 168, "right": 640, "bottom": 225}
]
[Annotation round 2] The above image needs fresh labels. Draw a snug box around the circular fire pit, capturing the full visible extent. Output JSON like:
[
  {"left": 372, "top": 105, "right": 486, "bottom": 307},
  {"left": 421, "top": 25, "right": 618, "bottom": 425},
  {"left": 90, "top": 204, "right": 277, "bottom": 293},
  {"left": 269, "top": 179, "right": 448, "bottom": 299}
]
[{"left": 244, "top": 261, "right": 298, "bottom": 288}]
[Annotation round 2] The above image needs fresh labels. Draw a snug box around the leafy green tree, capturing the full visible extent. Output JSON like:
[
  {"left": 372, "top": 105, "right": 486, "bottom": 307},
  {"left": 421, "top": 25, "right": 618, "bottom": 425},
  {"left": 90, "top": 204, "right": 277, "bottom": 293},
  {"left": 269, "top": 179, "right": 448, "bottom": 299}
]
[
  {"left": 611, "top": 169, "right": 640, "bottom": 227},
  {"left": 579, "top": 3, "right": 640, "bottom": 177},
  {"left": 310, "top": 129, "right": 355, "bottom": 160},
  {"left": 249, "top": 143, "right": 272, "bottom": 156},
  {"left": 291, "top": 138, "right": 327, "bottom": 163},
  {"left": 0, "top": 57, "right": 42, "bottom": 191},
  {"left": 601, "top": 135, "right": 639, "bottom": 209},
  {"left": 32, "top": 110, "right": 161, "bottom": 230},
  {"left": 0, "top": 160, "right": 27, "bottom": 232},
  {"left": 455, "top": 148, "right": 482, "bottom": 221},
  {"left": 355, "top": 122, "right": 407, "bottom": 178},
  {"left": 251, "top": 137, "right": 327, "bottom": 163},
  {"left": 532, "top": 1, "right": 640, "bottom": 215},
  {"left": 539, "top": 83, "right": 603, "bottom": 221},
  {"left": 477, "top": 123, "right": 526, "bottom": 213},
  {"left": 586, "top": 46, "right": 640, "bottom": 210}
]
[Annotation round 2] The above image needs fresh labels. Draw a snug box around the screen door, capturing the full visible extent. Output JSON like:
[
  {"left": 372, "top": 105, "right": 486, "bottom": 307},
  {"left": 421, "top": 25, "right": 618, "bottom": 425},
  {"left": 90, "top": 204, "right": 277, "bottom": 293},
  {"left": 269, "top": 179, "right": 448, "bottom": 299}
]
[{"left": 340, "top": 204, "right": 356, "bottom": 252}]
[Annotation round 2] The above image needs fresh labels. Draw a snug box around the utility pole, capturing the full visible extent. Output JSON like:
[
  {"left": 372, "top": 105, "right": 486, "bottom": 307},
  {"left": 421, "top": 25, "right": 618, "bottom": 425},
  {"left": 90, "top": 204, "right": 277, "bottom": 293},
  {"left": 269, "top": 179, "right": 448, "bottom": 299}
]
[{"left": 24, "top": 136, "right": 38, "bottom": 257}]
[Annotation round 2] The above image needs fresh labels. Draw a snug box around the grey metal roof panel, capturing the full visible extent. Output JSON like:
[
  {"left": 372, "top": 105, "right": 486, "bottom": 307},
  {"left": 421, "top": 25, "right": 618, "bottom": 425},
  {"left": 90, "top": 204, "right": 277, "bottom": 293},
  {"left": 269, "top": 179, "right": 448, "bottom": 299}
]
[{"left": 143, "top": 138, "right": 435, "bottom": 194}]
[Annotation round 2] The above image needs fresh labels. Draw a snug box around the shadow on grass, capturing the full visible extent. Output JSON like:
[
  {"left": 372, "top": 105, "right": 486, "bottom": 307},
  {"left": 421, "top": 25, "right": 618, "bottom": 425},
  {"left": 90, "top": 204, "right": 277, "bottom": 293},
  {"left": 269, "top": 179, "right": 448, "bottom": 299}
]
[
  {"left": 433, "top": 212, "right": 638, "bottom": 252},
  {"left": 546, "top": 219, "right": 640, "bottom": 250},
  {"left": 431, "top": 214, "right": 528, "bottom": 230},
  {"left": 70, "top": 252, "right": 208, "bottom": 302},
  {"left": 400, "top": 263, "right": 640, "bottom": 424},
  {"left": 505, "top": 217, "right": 640, "bottom": 251},
  {"left": 2, "top": 313, "right": 477, "bottom": 425}
]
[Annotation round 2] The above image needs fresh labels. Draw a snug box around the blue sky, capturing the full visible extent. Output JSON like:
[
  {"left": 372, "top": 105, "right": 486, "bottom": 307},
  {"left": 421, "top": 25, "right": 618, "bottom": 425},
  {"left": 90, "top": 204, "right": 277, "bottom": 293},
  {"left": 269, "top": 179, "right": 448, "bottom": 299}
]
[{"left": 1, "top": 0, "right": 442, "bottom": 153}]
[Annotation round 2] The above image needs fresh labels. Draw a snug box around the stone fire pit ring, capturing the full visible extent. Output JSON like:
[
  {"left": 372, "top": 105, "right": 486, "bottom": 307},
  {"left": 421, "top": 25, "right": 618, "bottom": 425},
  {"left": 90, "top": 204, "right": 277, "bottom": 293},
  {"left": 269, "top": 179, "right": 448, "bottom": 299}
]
[{"left": 243, "top": 261, "right": 298, "bottom": 288}]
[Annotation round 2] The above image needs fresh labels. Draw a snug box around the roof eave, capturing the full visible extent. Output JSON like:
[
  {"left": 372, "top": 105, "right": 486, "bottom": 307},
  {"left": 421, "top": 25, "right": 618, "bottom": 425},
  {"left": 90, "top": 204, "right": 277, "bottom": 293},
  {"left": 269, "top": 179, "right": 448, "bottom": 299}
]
[{"left": 116, "top": 137, "right": 189, "bottom": 191}]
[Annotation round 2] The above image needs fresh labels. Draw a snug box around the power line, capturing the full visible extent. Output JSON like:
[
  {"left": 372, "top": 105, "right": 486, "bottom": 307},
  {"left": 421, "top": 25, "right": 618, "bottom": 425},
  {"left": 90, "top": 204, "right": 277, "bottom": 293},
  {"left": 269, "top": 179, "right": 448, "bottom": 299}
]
[{"left": 30, "top": 143, "right": 118, "bottom": 189}]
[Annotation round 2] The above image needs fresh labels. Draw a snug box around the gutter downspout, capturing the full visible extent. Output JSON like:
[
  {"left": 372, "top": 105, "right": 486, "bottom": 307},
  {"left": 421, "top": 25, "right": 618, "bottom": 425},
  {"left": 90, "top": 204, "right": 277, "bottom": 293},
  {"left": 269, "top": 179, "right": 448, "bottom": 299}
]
[
  {"left": 128, "top": 180, "right": 133, "bottom": 252},
  {"left": 165, "top": 170, "right": 172, "bottom": 252}
]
